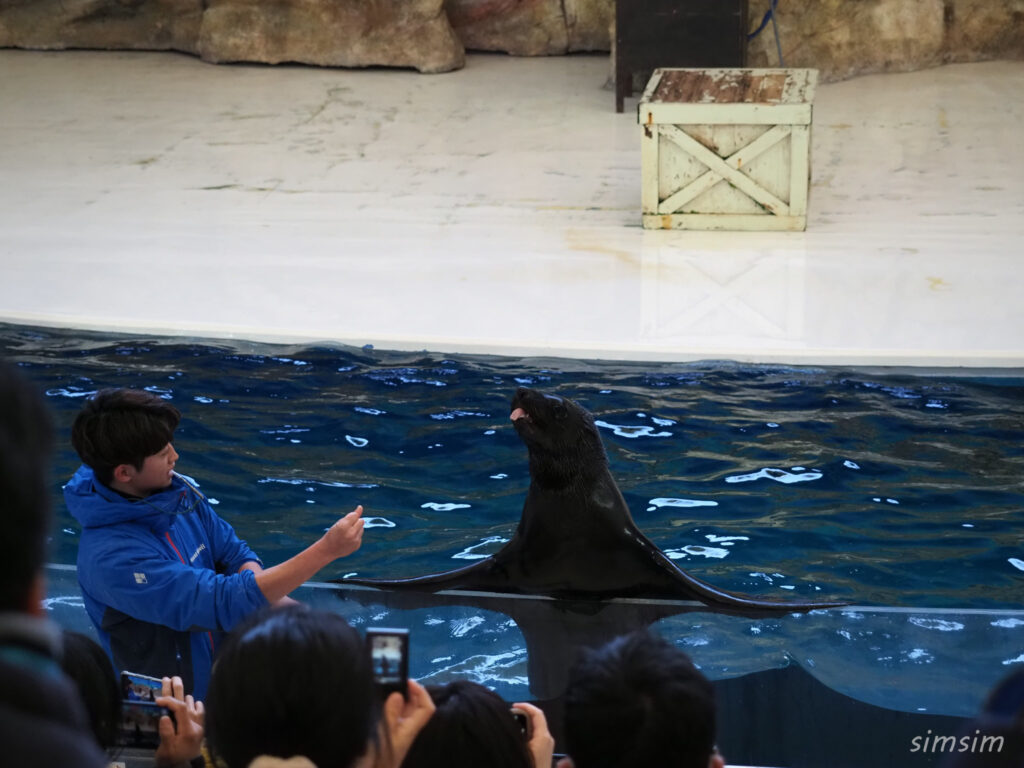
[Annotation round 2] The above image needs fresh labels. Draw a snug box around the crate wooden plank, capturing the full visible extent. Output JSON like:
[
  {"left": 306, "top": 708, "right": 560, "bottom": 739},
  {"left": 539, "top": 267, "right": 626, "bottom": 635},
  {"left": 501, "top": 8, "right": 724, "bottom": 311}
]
[
  {"left": 641, "top": 102, "right": 812, "bottom": 126},
  {"left": 646, "top": 68, "right": 817, "bottom": 106},
  {"left": 643, "top": 213, "right": 809, "bottom": 231},
  {"left": 641, "top": 116, "right": 660, "bottom": 217},
  {"left": 789, "top": 124, "right": 811, "bottom": 217}
]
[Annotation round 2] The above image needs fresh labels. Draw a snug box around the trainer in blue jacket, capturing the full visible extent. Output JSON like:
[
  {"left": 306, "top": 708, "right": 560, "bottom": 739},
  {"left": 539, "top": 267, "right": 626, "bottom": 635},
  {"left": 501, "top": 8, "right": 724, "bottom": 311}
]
[{"left": 65, "top": 389, "right": 365, "bottom": 701}]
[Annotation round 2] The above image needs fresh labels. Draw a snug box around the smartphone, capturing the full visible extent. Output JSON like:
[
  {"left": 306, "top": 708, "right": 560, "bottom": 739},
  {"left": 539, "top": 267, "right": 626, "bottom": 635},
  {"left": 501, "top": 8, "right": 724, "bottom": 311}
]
[
  {"left": 510, "top": 707, "right": 532, "bottom": 740},
  {"left": 120, "top": 670, "right": 163, "bottom": 702},
  {"left": 117, "top": 700, "right": 172, "bottom": 748},
  {"left": 366, "top": 627, "right": 409, "bottom": 699}
]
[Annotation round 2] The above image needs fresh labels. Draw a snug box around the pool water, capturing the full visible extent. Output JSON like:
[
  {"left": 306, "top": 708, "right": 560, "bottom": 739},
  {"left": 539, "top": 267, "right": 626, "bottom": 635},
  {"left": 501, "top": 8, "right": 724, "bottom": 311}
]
[
  {"left": 5, "top": 323, "right": 1024, "bottom": 766},
  {"left": 7, "top": 323, "right": 1021, "bottom": 609}
]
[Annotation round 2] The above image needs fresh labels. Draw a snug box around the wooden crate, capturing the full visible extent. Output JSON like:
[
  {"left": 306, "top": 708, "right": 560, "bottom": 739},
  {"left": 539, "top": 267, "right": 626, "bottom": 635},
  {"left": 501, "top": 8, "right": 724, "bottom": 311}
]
[{"left": 638, "top": 68, "right": 818, "bottom": 231}]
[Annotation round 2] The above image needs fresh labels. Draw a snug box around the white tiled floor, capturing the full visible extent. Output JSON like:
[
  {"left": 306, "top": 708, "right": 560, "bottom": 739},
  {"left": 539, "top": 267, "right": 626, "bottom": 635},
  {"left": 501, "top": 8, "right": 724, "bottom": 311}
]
[{"left": 1, "top": 50, "right": 1022, "bottom": 366}]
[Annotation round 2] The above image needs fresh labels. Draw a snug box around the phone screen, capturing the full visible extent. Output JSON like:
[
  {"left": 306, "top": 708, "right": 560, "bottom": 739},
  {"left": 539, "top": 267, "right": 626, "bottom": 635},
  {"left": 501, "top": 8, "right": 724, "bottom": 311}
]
[
  {"left": 120, "top": 671, "right": 163, "bottom": 702},
  {"left": 117, "top": 701, "right": 171, "bottom": 747},
  {"left": 366, "top": 628, "right": 409, "bottom": 699}
]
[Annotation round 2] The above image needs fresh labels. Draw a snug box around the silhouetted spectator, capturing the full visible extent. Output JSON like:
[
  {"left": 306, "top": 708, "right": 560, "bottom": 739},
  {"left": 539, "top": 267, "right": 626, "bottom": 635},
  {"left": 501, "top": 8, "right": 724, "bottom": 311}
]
[
  {"left": 205, "top": 605, "right": 434, "bottom": 768},
  {"left": 940, "top": 668, "right": 1024, "bottom": 768},
  {"left": 0, "top": 360, "right": 108, "bottom": 768},
  {"left": 402, "top": 680, "right": 553, "bottom": 768},
  {"left": 60, "top": 629, "right": 205, "bottom": 766},
  {"left": 559, "top": 630, "right": 724, "bottom": 768}
]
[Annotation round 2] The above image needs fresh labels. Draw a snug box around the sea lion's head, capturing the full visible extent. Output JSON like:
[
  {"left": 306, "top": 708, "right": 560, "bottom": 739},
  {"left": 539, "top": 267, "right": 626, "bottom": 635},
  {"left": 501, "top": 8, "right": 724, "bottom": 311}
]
[{"left": 509, "top": 388, "right": 606, "bottom": 481}]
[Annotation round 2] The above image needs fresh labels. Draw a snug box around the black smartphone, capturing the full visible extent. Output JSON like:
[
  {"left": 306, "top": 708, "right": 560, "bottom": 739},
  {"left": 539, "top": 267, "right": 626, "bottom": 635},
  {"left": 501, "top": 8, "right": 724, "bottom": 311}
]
[
  {"left": 510, "top": 707, "right": 532, "bottom": 740},
  {"left": 117, "top": 700, "right": 172, "bottom": 748},
  {"left": 366, "top": 627, "right": 409, "bottom": 699}
]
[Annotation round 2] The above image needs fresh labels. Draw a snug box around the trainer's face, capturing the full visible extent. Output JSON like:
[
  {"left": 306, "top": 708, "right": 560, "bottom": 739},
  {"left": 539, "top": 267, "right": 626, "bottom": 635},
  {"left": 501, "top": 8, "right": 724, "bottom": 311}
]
[{"left": 118, "top": 442, "right": 178, "bottom": 496}]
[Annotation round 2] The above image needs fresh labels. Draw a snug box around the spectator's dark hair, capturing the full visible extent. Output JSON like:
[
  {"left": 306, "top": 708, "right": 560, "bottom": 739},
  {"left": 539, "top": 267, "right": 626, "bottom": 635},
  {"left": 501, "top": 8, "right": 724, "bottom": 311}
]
[
  {"left": 402, "top": 680, "right": 532, "bottom": 768},
  {"left": 983, "top": 668, "right": 1024, "bottom": 725},
  {"left": 205, "top": 606, "right": 379, "bottom": 768},
  {"left": 563, "top": 631, "right": 717, "bottom": 768},
  {"left": 939, "top": 668, "right": 1024, "bottom": 768},
  {"left": 70, "top": 389, "right": 180, "bottom": 485},
  {"left": 0, "top": 361, "right": 54, "bottom": 611},
  {"left": 59, "top": 631, "right": 122, "bottom": 751}
]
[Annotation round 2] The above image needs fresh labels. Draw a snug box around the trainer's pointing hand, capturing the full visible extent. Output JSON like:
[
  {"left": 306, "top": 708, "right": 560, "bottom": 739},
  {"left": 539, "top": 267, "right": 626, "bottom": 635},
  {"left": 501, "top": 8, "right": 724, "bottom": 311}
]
[{"left": 323, "top": 505, "right": 365, "bottom": 559}]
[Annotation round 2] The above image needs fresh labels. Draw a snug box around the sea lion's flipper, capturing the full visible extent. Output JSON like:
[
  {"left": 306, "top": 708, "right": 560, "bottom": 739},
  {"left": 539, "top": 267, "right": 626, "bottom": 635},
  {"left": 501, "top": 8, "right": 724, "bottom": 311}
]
[
  {"left": 635, "top": 533, "right": 846, "bottom": 613},
  {"left": 335, "top": 557, "right": 507, "bottom": 593}
]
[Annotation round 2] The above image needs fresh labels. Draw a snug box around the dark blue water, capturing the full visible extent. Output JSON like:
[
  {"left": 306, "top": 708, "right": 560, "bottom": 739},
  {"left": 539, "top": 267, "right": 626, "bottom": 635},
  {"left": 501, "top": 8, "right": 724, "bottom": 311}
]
[{"left": 4, "top": 323, "right": 1023, "bottom": 610}]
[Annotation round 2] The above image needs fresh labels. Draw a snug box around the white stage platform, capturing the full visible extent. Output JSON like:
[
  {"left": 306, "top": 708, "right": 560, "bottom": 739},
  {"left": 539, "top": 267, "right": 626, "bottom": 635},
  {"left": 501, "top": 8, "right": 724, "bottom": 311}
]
[{"left": 1, "top": 51, "right": 1021, "bottom": 366}]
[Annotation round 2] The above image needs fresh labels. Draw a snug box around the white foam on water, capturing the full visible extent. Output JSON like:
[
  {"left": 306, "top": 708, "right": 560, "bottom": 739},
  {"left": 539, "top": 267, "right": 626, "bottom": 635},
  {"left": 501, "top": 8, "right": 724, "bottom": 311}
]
[
  {"left": 259, "top": 477, "right": 378, "bottom": 489},
  {"left": 594, "top": 420, "right": 672, "bottom": 438},
  {"left": 725, "top": 467, "right": 823, "bottom": 484},
  {"left": 452, "top": 536, "right": 509, "bottom": 560},
  {"left": 665, "top": 546, "right": 729, "bottom": 560},
  {"left": 908, "top": 617, "right": 965, "bottom": 632},
  {"left": 647, "top": 497, "right": 719, "bottom": 512},
  {"left": 450, "top": 616, "right": 486, "bottom": 638}
]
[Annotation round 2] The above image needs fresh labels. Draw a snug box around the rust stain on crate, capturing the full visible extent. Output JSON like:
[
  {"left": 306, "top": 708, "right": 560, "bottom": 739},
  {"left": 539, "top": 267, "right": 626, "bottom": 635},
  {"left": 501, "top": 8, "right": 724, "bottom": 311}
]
[{"left": 653, "top": 70, "right": 789, "bottom": 104}]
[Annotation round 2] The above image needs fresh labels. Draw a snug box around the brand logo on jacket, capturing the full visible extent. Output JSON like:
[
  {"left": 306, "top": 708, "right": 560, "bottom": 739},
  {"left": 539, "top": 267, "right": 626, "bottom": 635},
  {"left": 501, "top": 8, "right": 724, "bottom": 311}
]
[{"left": 134, "top": 572, "right": 148, "bottom": 584}]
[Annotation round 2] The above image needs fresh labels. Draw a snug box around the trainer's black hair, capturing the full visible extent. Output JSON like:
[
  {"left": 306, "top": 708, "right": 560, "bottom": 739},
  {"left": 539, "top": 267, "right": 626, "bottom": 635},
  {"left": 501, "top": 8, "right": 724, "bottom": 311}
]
[{"left": 70, "top": 389, "right": 180, "bottom": 486}]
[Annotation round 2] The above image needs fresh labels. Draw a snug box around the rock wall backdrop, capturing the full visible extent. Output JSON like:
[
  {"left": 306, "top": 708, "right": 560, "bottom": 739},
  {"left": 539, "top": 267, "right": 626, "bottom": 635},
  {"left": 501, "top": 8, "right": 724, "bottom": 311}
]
[{"left": 1, "top": 0, "right": 1021, "bottom": 78}]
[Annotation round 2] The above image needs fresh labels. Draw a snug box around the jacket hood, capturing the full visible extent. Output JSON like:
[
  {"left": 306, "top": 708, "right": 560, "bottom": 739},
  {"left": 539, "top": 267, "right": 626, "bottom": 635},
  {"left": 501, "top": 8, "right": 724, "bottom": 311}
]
[{"left": 64, "top": 465, "right": 198, "bottom": 531}]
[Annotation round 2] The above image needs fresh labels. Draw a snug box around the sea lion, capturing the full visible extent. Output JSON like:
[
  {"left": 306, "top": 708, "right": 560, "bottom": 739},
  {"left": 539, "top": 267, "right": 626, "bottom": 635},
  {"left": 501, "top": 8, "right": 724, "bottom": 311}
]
[{"left": 340, "top": 387, "right": 846, "bottom": 612}]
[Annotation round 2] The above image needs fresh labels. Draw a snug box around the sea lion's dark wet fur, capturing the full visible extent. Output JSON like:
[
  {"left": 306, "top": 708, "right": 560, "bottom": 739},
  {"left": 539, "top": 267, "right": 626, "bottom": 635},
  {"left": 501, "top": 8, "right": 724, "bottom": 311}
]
[{"left": 340, "top": 387, "right": 845, "bottom": 612}]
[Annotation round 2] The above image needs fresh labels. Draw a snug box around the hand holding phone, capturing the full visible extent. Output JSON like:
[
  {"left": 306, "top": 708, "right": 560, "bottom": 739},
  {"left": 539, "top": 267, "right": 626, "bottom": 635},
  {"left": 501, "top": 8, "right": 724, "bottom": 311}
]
[
  {"left": 511, "top": 702, "right": 555, "bottom": 768},
  {"left": 154, "top": 677, "right": 205, "bottom": 766}
]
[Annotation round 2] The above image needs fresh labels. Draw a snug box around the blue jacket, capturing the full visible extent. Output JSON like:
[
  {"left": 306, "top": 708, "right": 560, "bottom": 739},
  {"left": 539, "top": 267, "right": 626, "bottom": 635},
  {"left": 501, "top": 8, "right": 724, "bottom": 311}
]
[{"left": 65, "top": 466, "right": 268, "bottom": 700}]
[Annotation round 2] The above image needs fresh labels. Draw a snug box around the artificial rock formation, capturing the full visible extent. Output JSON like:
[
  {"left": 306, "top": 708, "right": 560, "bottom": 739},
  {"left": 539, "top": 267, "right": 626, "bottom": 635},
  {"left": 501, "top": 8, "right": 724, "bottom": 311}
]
[
  {"left": 446, "top": 0, "right": 612, "bottom": 55},
  {"left": 0, "top": 0, "right": 465, "bottom": 73},
  {"left": 0, "top": 0, "right": 203, "bottom": 53},
  {"left": 0, "top": 0, "right": 1020, "bottom": 78},
  {"left": 746, "top": 0, "right": 1024, "bottom": 80},
  {"left": 198, "top": 0, "right": 464, "bottom": 73}
]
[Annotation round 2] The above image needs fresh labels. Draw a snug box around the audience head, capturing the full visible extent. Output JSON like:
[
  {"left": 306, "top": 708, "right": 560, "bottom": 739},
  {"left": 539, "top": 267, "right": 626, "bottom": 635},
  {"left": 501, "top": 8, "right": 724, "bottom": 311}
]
[
  {"left": 402, "top": 680, "right": 533, "bottom": 768},
  {"left": 205, "top": 605, "right": 379, "bottom": 768},
  {"left": 561, "top": 630, "right": 721, "bottom": 768},
  {"left": 982, "top": 668, "right": 1024, "bottom": 726},
  {"left": 940, "top": 668, "right": 1024, "bottom": 768},
  {"left": 59, "top": 630, "right": 122, "bottom": 750},
  {"left": 70, "top": 388, "right": 180, "bottom": 486},
  {"left": 0, "top": 360, "right": 54, "bottom": 613}
]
